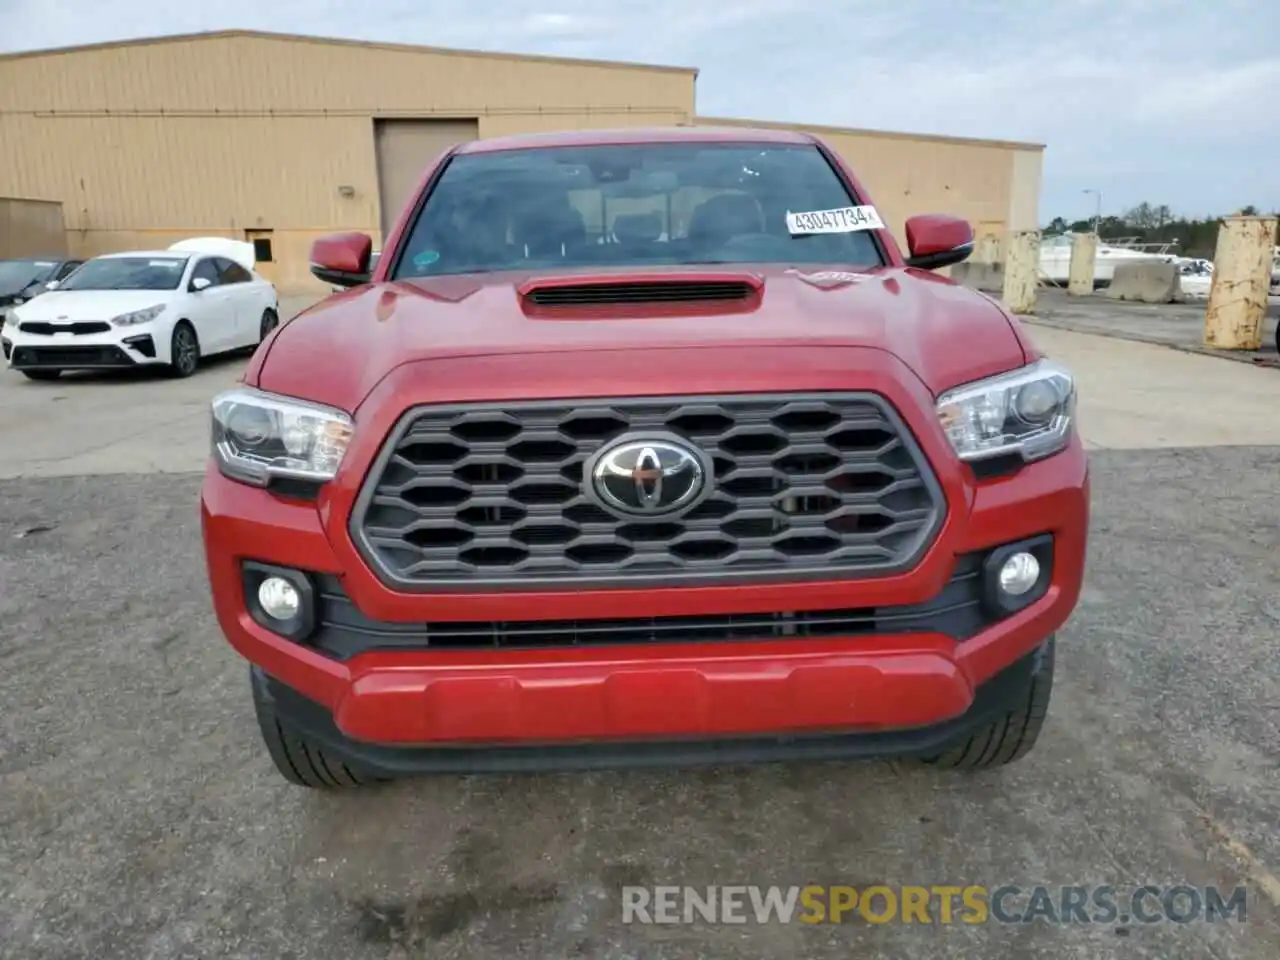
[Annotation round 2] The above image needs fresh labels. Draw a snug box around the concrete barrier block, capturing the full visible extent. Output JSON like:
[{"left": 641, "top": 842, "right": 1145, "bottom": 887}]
[
  {"left": 1205, "top": 215, "right": 1277, "bottom": 350},
  {"left": 950, "top": 260, "right": 1005, "bottom": 293},
  {"left": 1002, "top": 230, "right": 1040, "bottom": 314},
  {"left": 1067, "top": 234, "right": 1098, "bottom": 295},
  {"left": 1104, "top": 262, "right": 1181, "bottom": 304}
]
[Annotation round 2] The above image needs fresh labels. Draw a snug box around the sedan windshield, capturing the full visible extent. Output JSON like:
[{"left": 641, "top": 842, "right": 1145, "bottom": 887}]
[
  {"left": 58, "top": 256, "right": 188, "bottom": 291},
  {"left": 391, "top": 142, "right": 884, "bottom": 279},
  {"left": 0, "top": 259, "right": 58, "bottom": 292}
]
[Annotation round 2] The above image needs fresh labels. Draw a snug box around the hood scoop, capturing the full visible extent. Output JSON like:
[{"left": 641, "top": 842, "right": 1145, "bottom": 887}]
[{"left": 521, "top": 275, "right": 760, "bottom": 307}]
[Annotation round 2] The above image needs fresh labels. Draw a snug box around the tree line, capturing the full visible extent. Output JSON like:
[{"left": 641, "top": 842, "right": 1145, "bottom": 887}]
[{"left": 1044, "top": 204, "right": 1278, "bottom": 259}]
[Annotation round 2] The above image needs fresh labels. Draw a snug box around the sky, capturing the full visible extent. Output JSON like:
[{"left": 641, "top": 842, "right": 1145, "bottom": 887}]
[{"left": 1, "top": 0, "right": 1275, "bottom": 225}]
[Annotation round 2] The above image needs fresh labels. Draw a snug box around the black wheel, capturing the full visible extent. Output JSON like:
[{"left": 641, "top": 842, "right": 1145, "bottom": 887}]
[
  {"left": 21, "top": 369, "right": 61, "bottom": 381},
  {"left": 168, "top": 321, "right": 200, "bottom": 378},
  {"left": 920, "top": 637, "right": 1055, "bottom": 769},
  {"left": 251, "top": 667, "right": 376, "bottom": 788},
  {"left": 259, "top": 308, "right": 279, "bottom": 342}
]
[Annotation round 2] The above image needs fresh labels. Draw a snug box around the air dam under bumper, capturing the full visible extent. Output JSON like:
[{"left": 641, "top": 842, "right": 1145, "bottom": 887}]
[{"left": 251, "top": 642, "right": 1052, "bottom": 775}]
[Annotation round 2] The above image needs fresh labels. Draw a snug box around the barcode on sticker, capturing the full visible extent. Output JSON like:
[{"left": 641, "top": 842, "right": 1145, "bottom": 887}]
[{"left": 786, "top": 206, "right": 885, "bottom": 235}]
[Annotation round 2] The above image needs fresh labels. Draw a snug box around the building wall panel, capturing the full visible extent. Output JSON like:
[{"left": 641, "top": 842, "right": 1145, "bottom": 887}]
[
  {"left": 0, "top": 197, "right": 67, "bottom": 258},
  {"left": 0, "top": 114, "right": 381, "bottom": 231},
  {"left": 477, "top": 111, "right": 690, "bottom": 138},
  {"left": 373, "top": 119, "right": 480, "bottom": 235},
  {"left": 1008, "top": 149, "right": 1043, "bottom": 232},
  {"left": 0, "top": 34, "right": 697, "bottom": 119}
]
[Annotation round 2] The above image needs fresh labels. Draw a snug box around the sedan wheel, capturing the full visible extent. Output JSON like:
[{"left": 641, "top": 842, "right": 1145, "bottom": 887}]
[
  {"left": 259, "top": 308, "right": 280, "bottom": 342},
  {"left": 169, "top": 323, "right": 200, "bottom": 378}
]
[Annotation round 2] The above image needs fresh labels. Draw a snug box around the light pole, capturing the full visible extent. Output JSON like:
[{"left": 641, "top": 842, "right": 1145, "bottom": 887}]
[{"left": 1082, "top": 189, "right": 1102, "bottom": 236}]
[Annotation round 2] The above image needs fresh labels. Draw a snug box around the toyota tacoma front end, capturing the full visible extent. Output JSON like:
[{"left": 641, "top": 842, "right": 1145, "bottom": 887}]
[{"left": 200, "top": 127, "right": 1088, "bottom": 787}]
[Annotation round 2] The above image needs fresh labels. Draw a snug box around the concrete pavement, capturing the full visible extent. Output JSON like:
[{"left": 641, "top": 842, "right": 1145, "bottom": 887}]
[{"left": 1028, "top": 286, "right": 1280, "bottom": 367}]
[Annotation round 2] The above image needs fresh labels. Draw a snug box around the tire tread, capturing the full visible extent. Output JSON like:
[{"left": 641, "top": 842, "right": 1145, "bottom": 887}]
[
  {"left": 921, "top": 637, "right": 1055, "bottom": 770},
  {"left": 252, "top": 669, "right": 378, "bottom": 788}
]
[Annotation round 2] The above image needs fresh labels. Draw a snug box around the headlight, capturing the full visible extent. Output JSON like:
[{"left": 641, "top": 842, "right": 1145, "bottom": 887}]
[
  {"left": 211, "top": 387, "right": 354, "bottom": 486},
  {"left": 111, "top": 304, "right": 166, "bottom": 326},
  {"left": 936, "top": 358, "right": 1076, "bottom": 463}
]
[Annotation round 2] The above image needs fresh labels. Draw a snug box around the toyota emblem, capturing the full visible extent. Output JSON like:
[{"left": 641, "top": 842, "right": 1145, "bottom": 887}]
[{"left": 584, "top": 433, "right": 713, "bottom": 519}]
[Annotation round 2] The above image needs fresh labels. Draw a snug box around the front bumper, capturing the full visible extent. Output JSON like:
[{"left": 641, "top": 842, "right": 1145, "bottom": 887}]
[
  {"left": 4, "top": 325, "right": 160, "bottom": 369},
  {"left": 202, "top": 432, "right": 1089, "bottom": 755},
  {"left": 251, "top": 641, "right": 1053, "bottom": 774}
]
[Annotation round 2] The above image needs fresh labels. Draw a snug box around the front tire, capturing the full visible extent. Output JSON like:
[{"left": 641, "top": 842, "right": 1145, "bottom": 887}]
[
  {"left": 920, "top": 637, "right": 1055, "bottom": 769},
  {"left": 251, "top": 668, "right": 377, "bottom": 788},
  {"left": 21, "top": 369, "right": 61, "bottom": 381},
  {"left": 168, "top": 321, "right": 200, "bottom": 378},
  {"left": 259, "top": 308, "right": 279, "bottom": 343}
]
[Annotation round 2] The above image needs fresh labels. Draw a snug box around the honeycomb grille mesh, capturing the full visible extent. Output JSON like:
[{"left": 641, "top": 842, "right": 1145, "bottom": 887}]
[{"left": 351, "top": 394, "right": 944, "bottom": 587}]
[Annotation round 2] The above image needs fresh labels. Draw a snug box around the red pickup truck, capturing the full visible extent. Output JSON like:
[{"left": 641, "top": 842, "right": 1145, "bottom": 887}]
[{"left": 200, "top": 125, "right": 1088, "bottom": 787}]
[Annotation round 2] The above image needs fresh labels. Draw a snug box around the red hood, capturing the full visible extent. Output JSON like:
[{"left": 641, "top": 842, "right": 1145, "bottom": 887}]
[{"left": 256, "top": 265, "right": 1028, "bottom": 412}]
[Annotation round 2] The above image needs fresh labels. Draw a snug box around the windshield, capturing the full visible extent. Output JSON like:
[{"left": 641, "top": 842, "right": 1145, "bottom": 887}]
[
  {"left": 59, "top": 256, "right": 188, "bottom": 291},
  {"left": 0, "top": 259, "right": 58, "bottom": 291},
  {"left": 390, "top": 142, "right": 884, "bottom": 279}
]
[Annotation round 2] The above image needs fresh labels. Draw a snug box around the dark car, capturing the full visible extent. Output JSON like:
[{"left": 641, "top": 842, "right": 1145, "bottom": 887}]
[{"left": 0, "top": 257, "right": 84, "bottom": 309}]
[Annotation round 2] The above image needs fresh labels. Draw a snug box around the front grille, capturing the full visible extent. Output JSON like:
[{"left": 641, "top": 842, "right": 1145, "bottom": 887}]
[
  {"left": 525, "top": 281, "right": 755, "bottom": 306},
  {"left": 19, "top": 321, "right": 111, "bottom": 335},
  {"left": 308, "top": 553, "right": 986, "bottom": 659},
  {"left": 11, "top": 345, "right": 135, "bottom": 368},
  {"left": 352, "top": 393, "right": 945, "bottom": 590}
]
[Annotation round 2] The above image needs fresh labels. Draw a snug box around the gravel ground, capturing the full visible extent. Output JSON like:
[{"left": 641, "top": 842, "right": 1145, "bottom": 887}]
[{"left": 1, "top": 447, "right": 1279, "bottom": 959}]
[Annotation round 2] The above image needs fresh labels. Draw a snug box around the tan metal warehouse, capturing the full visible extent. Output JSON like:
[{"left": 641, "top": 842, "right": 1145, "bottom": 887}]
[{"left": 0, "top": 30, "right": 1042, "bottom": 293}]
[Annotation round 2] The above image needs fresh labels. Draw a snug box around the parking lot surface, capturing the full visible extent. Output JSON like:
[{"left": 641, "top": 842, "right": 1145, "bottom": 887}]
[
  {"left": 1029, "top": 287, "right": 1280, "bottom": 367},
  {"left": 2, "top": 317, "right": 1279, "bottom": 959}
]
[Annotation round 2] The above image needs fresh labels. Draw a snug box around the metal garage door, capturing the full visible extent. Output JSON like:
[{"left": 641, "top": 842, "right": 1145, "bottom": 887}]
[{"left": 374, "top": 119, "right": 479, "bottom": 237}]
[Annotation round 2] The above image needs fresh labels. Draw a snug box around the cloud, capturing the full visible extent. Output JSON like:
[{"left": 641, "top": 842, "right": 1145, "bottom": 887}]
[
  {"left": 1, "top": 0, "right": 1275, "bottom": 222},
  {"left": 520, "top": 13, "right": 600, "bottom": 39}
]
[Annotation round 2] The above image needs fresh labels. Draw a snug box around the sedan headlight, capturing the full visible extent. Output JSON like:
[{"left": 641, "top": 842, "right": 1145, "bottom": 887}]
[
  {"left": 936, "top": 358, "right": 1076, "bottom": 463},
  {"left": 211, "top": 387, "right": 354, "bottom": 486},
  {"left": 111, "top": 304, "right": 166, "bottom": 326}
]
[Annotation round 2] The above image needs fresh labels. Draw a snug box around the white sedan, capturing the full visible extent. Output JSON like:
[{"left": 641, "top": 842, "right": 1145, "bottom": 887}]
[{"left": 1, "top": 238, "right": 279, "bottom": 381}]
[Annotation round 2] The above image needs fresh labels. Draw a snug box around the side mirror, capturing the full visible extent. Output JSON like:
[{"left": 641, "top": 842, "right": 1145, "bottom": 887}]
[
  {"left": 191, "top": 277, "right": 212, "bottom": 292},
  {"left": 903, "top": 215, "right": 975, "bottom": 270},
  {"left": 310, "top": 232, "right": 374, "bottom": 288},
  {"left": 44, "top": 280, "right": 60, "bottom": 291}
]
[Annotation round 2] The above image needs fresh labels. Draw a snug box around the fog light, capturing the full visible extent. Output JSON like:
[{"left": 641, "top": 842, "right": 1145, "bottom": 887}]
[
  {"left": 998, "top": 552, "right": 1041, "bottom": 596},
  {"left": 257, "top": 576, "right": 301, "bottom": 620}
]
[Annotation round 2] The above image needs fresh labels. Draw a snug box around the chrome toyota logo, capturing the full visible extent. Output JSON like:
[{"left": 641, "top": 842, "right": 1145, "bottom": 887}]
[{"left": 584, "top": 433, "right": 712, "bottom": 519}]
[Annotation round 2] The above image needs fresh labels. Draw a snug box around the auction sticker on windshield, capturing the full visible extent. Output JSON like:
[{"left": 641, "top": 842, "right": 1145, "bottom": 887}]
[{"left": 786, "top": 206, "right": 885, "bottom": 235}]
